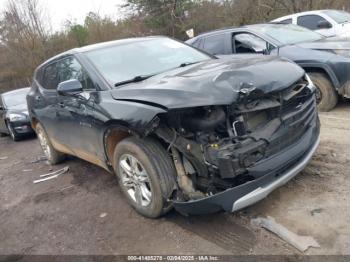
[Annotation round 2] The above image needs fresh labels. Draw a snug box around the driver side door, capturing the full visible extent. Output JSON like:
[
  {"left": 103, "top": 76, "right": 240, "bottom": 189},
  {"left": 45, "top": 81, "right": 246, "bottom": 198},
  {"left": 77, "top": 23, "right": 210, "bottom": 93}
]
[{"left": 54, "top": 56, "right": 105, "bottom": 167}]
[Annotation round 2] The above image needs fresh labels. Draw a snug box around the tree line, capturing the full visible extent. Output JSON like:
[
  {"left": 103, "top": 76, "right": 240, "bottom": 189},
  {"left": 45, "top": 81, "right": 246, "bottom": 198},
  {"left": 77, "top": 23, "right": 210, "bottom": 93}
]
[{"left": 1, "top": 0, "right": 349, "bottom": 92}]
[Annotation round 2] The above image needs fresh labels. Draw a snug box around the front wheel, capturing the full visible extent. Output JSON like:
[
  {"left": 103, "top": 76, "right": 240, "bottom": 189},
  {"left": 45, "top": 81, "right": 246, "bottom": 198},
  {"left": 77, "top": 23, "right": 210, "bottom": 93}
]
[
  {"left": 308, "top": 72, "right": 338, "bottom": 112},
  {"left": 113, "top": 137, "right": 176, "bottom": 218},
  {"left": 36, "top": 123, "right": 65, "bottom": 164}
]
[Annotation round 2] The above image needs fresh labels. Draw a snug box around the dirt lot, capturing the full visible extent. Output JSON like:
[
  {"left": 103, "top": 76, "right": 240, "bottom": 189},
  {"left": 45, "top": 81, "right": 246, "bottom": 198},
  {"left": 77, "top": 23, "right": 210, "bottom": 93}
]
[{"left": 1, "top": 102, "right": 350, "bottom": 256}]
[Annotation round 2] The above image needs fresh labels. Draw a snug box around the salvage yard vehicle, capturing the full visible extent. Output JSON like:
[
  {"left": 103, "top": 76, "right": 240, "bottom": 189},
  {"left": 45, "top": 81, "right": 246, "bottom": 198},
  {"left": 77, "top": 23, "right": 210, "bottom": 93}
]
[
  {"left": 0, "top": 87, "right": 34, "bottom": 141},
  {"left": 27, "top": 37, "right": 320, "bottom": 218},
  {"left": 272, "top": 9, "right": 350, "bottom": 38},
  {"left": 186, "top": 23, "right": 350, "bottom": 111}
]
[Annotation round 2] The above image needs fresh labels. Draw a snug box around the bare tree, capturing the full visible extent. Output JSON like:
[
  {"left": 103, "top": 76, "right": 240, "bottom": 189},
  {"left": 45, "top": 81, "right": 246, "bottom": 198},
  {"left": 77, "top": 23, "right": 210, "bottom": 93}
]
[{"left": 0, "top": 0, "right": 51, "bottom": 90}]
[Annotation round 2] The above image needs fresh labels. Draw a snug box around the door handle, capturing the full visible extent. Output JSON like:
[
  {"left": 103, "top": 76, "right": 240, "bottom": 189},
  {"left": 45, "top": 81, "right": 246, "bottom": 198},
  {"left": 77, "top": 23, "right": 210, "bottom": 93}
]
[
  {"left": 58, "top": 102, "right": 65, "bottom": 108},
  {"left": 35, "top": 96, "right": 42, "bottom": 101}
]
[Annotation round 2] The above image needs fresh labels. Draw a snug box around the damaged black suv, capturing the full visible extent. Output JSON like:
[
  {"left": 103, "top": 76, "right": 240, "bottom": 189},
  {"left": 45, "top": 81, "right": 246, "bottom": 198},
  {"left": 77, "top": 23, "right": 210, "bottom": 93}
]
[{"left": 27, "top": 37, "right": 320, "bottom": 218}]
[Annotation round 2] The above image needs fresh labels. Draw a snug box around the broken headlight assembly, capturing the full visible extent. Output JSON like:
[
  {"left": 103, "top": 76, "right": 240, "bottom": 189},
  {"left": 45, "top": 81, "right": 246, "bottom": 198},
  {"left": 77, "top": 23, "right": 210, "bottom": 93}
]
[{"left": 305, "top": 73, "right": 316, "bottom": 93}]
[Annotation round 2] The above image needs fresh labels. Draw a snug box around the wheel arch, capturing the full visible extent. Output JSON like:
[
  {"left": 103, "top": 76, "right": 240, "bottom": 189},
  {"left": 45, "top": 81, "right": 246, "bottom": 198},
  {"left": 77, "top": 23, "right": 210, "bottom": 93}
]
[
  {"left": 103, "top": 120, "right": 139, "bottom": 168},
  {"left": 102, "top": 115, "right": 168, "bottom": 169},
  {"left": 301, "top": 63, "right": 340, "bottom": 90}
]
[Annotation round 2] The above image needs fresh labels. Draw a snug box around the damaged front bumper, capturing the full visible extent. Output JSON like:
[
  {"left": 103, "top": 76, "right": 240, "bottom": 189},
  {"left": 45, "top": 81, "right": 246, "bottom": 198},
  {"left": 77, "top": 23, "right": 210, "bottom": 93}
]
[{"left": 173, "top": 116, "right": 320, "bottom": 216}]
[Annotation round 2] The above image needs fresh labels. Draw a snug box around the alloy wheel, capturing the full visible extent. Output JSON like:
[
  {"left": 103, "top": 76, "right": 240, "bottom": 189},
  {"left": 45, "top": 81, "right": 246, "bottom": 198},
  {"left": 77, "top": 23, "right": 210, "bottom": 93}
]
[
  {"left": 118, "top": 154, "right": 152, "bottom": 207},
  {"left": 37, "top": 129, "right": 51, "bottom": 160}
]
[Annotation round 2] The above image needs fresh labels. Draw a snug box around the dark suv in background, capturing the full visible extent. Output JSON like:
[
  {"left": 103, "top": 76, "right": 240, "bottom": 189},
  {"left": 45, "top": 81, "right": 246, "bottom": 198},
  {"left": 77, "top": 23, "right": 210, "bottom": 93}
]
[
  {"left": 187, "top": 23, "right": 350, "bottom": 111},
  {"left": 27, "top": 37, "right": 319, "bottom": 218}
]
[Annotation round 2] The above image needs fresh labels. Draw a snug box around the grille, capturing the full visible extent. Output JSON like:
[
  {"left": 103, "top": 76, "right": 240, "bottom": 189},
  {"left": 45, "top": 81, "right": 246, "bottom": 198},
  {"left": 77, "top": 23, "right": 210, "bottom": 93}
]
[{"left": 266, "top": 79, "right": 316, "bottom": 156}]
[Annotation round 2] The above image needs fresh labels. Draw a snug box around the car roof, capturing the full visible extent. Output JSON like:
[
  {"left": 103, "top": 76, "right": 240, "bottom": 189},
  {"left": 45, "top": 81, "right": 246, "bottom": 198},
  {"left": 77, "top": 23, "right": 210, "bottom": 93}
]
[
  {"left": 187, "top": 23, "right": 307, "bottom": 47},
  {"left": 190, "top": 26, "right": 243, "bottom": 39},
  {"left": 188, "top": 23, "right": 278, "bottom": 40},
  {"left": 38, "top": 36, "right": 168, "bottom": 68},
  {"left": 186, "top": 25, "right": 257, "bottom": 44},
  {"left": 2, "top": 87, "right": 30, "bottom": 97}
]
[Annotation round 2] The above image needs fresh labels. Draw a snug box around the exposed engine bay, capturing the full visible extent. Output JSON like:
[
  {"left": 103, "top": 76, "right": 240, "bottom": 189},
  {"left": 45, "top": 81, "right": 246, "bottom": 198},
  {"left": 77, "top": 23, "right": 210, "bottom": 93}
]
[{"left": 154, "top": 75, "right": 316, "bottom": 202}]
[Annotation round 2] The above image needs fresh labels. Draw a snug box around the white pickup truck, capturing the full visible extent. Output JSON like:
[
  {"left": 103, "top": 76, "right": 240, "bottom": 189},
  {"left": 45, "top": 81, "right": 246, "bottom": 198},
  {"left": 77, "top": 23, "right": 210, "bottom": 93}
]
[{"left": 272, "top": 9, "right": 350, "bottom": 37}]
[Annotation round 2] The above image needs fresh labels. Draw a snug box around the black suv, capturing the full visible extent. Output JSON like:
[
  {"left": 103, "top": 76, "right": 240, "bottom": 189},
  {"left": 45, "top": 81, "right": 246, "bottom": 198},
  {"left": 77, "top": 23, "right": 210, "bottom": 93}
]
[
  {"left": 27, "top": 37, "right": 320, "bottom": 218},
  {"left": 187, "top": 23, "right": 350, "bottom": 111}
]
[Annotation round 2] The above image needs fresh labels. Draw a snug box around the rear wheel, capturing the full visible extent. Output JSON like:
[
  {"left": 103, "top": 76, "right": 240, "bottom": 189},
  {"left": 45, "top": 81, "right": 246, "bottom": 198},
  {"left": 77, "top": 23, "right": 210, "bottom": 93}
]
[
  {"left": 308, "top": 72, "right": 338, "bottom": 112},
  {"left": 113, "top": 137, "right": 176, "bottom": 218},
  {"left": 36, "top": 123, "right": 65, "bottom": 164}
]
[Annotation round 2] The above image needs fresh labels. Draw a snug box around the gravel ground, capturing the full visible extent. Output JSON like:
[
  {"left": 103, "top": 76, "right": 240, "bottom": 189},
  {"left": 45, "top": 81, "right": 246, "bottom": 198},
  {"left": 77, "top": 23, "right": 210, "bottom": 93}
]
[{"left": 0, "top": 102, "right": 349, "bottom": 256}]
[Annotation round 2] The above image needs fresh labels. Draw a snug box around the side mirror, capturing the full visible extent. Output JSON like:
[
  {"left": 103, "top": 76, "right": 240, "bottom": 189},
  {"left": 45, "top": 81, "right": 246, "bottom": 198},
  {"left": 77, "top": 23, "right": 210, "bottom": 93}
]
[
  {"left": 57, "top": 79, "right": 83, "bottom": 96},
  {"left": 318, "top": 20, "right": 332, "bottom": 29}
]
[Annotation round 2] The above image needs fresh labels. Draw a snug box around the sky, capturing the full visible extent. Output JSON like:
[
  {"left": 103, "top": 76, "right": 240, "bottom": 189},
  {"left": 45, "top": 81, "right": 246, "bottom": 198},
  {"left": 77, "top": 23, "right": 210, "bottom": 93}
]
[{"left": 0, "top": 0, "right": 126, "bottom": 31}]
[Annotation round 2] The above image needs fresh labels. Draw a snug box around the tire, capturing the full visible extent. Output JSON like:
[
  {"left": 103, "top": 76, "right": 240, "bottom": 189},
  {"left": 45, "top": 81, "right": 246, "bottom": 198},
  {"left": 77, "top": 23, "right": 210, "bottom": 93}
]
[
  {"left": 308, "top": 72, "right": 338, "bottom": 112},
  {"left": 113, "top": 137, "right": 176, "bottom": 218},
  {"left": 6, "top": 122, "right": 21, "bottom": 141},
  {"left": 36, "top": 123, "right": 65, "bottom": 165}
]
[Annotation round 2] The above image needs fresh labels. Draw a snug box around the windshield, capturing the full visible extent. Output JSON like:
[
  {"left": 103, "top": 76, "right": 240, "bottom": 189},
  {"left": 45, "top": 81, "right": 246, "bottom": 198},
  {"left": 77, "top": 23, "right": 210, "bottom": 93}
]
[
  {"left": 323, "top": 10, "right": 350, "bottom": 24},
  {"left": 253, "top": 24, "right": 324, "bottom": 45},
  {"left": 2, "top": 88, "right": 29, "bottom": 109},
  {"left": 85, "top": 38, "right": 211, "bottom": 86}
]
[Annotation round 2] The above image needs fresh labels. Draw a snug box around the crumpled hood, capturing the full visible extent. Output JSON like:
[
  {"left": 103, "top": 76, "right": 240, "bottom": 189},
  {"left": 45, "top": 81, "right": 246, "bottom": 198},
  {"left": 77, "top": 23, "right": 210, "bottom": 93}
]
[
  {"left": 297, "top": 36, "right": 350, "bottom": 50},
  {"left": 111, "top": 55, "right": 304, "bottom": 109}
]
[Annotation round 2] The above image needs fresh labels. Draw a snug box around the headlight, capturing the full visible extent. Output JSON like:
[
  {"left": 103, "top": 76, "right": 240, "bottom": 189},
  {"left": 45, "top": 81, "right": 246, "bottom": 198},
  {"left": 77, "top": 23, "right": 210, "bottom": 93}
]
[
  {"left": 8, "top": 113, "right": 26, "bottom": 122},
  {"left": 332, "top": 49, "right": 350, "bottom": 57},
  {"left": 305, "top": 73, "right": 316, "bottom": 93}
]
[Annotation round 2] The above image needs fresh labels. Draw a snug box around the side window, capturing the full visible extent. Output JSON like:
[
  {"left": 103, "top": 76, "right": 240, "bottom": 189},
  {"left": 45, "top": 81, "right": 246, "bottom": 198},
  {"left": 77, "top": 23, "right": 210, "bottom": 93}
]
[
  {"left": 233, "top": 33, "right": 268, "bottom": 54},
  {"left": 57, "top": 57, "right": 95, "bottom": 90},
  {"left": 42, "top": 62, "right": 60, "bottom": 90},
  {"left": 297, "top": 15, "right": 329, "bottom": 30},
  {"left": 202, "top": 34, "right": 226, "bottom": 55},
  {"left": 280, "top": 18, "right": 292, "bottom": 24}
]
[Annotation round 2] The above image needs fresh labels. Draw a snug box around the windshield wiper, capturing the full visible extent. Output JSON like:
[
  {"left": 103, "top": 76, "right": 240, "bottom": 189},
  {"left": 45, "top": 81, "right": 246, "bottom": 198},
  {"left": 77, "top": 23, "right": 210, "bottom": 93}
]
[
  {"left": 178, "top": 61, "right": 199, "bottom": 68},
  {"left": 114, "top": 74, "right": 154, "bottom": 87}
]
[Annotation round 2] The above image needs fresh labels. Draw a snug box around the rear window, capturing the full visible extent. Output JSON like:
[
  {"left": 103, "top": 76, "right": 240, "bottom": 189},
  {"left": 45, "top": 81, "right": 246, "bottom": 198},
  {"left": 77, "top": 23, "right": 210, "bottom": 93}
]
[
  {"left": 280, "top": 18, "right": 292, "bottom": 24},
  {"left": 190, "top": 38, "right": 203, "bottom": 49},
  {"left": 203, "top": 34, "right": 227, "bottom": 55},
  {"left": 42, "top": 62, "right": 60, "bottom": 90}
]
